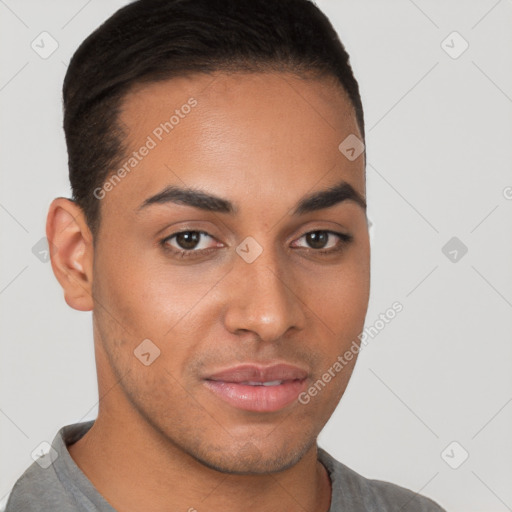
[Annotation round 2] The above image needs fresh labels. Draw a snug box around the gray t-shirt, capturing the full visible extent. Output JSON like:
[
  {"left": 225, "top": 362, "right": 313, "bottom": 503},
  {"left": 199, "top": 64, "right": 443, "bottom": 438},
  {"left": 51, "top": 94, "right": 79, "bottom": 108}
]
[{"left": 4, "top": 421, "right": 446, "bottom": 511}]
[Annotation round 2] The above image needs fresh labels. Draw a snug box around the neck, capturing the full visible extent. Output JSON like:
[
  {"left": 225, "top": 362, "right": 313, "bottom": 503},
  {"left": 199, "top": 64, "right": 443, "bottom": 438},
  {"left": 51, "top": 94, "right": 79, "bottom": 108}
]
[{"left": 68, "top": 401, "right": 331, "bottom": 512}]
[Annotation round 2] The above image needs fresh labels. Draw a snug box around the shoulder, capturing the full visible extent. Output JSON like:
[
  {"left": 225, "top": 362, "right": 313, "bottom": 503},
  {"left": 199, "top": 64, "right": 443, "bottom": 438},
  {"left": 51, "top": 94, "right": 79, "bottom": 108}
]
[
  {"left": 4, "top": 460, "right": 77, "bottom": 512},
  {"left": 4, "top": 421, "right": 96, "bottom": 512},
  {"left": 360, "top": 476, "right": 446, "bottom": 512},
  {"left": 318, "top": 448, "right": 446, "bottom": 512}
]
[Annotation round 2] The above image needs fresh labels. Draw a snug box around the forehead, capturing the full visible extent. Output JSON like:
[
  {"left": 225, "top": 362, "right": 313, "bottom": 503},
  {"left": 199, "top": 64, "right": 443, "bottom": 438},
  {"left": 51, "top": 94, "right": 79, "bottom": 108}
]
[{"left": 102, "top": 72, "right": 364, "bottom": 218}]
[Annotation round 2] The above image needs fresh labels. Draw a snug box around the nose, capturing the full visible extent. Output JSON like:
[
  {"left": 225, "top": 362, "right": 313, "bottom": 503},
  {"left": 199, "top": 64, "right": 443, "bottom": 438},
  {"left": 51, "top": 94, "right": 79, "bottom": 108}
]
[{"left": 222, "top": 245, "right": 306, "bottom": 343}]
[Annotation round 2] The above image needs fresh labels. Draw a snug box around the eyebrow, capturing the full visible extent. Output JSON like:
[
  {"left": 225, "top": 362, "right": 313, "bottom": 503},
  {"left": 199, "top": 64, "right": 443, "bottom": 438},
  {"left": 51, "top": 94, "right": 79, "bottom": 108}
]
[{"left": 137, "top": 180, "right": 366, "bottom": 215}]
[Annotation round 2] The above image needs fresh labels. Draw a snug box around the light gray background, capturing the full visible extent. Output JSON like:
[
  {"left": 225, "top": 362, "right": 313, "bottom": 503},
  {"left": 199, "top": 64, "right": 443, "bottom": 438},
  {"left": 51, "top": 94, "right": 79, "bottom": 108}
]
[{"left": 1, "top": 1, "right": 511, "bottom": 511}]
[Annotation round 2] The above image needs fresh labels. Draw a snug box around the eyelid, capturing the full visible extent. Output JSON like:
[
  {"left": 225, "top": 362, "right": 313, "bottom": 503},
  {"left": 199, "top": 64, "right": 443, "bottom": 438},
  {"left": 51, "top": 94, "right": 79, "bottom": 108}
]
[
  {"left": 290, "top": 230, "right": 352, "bottom": 249},
  {"left": 162, "top": 230, "right": 221, "bottom": 250},
  {"left": 159, "top": 228, "right": 352, "bottom": 261}
]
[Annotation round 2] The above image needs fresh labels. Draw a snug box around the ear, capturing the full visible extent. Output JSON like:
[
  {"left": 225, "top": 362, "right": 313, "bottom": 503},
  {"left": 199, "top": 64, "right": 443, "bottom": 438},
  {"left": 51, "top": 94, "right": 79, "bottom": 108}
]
[{"left": 46, "top": 198, "right": 94, "bottom": 311}]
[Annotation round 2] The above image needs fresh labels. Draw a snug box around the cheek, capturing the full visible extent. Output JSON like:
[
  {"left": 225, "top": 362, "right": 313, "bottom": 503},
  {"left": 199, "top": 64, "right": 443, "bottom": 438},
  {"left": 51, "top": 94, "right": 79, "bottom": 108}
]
[
  {"left": 303, "top": 254, "right": 370, "bottom": 339},
  {"left": 92, "top": 238, "right": 168, "bottom": 343},
  {"left": 92, "top": 237, "right": 226, "bottom": 345}
]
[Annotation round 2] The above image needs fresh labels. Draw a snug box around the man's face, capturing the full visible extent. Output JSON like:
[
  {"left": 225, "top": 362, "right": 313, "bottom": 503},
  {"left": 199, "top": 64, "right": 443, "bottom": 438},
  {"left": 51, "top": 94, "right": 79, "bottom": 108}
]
[{"left": 92, "top": 72, "right": 370, "bottom": 473}]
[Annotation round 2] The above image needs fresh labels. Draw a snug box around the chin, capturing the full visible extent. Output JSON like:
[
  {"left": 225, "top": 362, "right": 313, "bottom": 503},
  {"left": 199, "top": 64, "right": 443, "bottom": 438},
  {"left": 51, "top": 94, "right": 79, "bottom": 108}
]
[{"left": 185, "top": 436, "right": 316, "bottom": 475}]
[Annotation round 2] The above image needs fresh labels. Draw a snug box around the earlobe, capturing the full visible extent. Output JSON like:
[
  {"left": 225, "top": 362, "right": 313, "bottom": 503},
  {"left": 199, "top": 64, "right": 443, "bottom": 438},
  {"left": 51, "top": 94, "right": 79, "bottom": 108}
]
[{"left": 46, "top": 198, "right": 94, "bottom": 312}]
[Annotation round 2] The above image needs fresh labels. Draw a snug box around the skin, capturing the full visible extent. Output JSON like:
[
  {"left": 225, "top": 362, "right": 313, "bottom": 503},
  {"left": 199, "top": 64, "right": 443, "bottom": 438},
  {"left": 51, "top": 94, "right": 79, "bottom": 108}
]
[{"left": 47, "top": 71, "right": 370, "bottom": 512}]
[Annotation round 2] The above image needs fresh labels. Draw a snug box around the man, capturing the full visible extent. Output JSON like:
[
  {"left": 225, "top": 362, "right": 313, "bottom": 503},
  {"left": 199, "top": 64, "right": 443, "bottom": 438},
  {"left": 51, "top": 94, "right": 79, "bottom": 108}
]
[{"left": 5, "top": 0, "right": 446, "bottom": 510}]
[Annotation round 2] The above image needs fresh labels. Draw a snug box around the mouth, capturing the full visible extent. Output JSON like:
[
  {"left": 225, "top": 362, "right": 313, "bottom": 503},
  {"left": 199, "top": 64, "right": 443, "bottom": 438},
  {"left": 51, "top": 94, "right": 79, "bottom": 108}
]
[{"left": 203, "top": 363, "right": 309, "bottom": 413}]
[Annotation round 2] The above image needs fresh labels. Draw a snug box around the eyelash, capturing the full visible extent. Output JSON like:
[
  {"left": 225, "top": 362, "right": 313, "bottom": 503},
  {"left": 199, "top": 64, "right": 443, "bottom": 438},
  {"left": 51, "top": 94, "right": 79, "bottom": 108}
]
[{"left": 159, "top": 230, "right": 353, "bottom": 259}]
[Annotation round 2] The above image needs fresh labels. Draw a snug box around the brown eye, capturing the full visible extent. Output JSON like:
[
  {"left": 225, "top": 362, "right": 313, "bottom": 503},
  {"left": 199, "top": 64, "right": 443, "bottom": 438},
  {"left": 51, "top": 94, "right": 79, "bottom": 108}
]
[
  {"left": 292, "top": 230, "right": 353, "bottom": 253},
  {"left": 175, "top": 231, "right": 202, "bottom": 250},
  {"left": 305, "top": 231, "right": 329, "bottom": 249},
  {"left": 162, "top": 230, "right": 218, "bottom": 253}
]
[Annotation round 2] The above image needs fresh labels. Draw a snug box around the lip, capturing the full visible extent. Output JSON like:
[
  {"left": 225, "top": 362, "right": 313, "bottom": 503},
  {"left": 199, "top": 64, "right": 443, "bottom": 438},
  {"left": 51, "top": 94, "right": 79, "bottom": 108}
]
[
  {"left": 203, "top": 363, "right": 309, "bottom": 412},
  {"left": 205, "top": 363, "right": 309, "bottom": 383}
]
